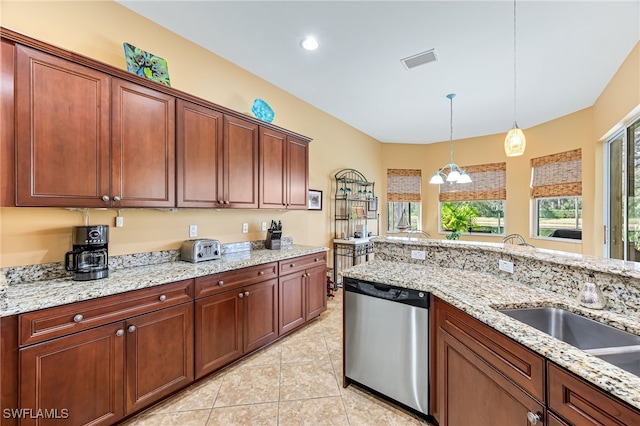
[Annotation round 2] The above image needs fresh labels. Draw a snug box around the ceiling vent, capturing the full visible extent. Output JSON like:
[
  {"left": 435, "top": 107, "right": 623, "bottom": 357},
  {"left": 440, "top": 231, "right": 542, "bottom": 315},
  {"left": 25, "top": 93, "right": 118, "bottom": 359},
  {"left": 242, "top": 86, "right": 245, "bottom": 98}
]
[{"left": 401, "top": 49, "right": 438, "bottom": 70}]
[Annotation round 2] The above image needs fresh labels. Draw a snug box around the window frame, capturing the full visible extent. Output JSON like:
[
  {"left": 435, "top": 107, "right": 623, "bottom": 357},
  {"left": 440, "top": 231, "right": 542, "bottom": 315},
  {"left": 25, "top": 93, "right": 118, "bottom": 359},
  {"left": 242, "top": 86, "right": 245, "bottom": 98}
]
[
  {"left": 387, "top": 201, "right": 422, "bottom": 232},
  {"left": 437, "top": 200, "right": 507, "bottom": 236},
  {"left": 533, "top": 196, "right": 583, "bottom": 241}
]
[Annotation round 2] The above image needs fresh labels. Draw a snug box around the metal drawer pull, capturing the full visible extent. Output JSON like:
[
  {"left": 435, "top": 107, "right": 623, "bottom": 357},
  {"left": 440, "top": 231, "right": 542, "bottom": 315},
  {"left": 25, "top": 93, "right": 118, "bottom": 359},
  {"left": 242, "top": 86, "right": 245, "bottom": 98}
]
[
  {"left": 113, "top": 195, "right": 121, "bottom": 202},
  {"left": 101, "top": 195, "right": 110, "bottom": 202},
  {"left": 314, "top": 258, "right": 319, "bottom": 262},
  {"left": 259, "top": 271, "right": 265, "bottom": 275},
  {"left": 526, "top": 412, "right": 541, "bottom": 425},
  {"left": 116, "top": 329, "right": 124, "bottom": 337},
  {"left": 128, "top": 325, "right": 136, "bottom": 333},
  {"left": 73, "top": 314, "right": 83, "bottom": 323},
  {"left": 244, "top": 291, "right": 249, "bottom": 297},
  {"left": 218, "top": 280, "right": 224, "bottom": 286},
  {"left": 159, "top": 295, "right": 167, "bottom": 302},
  {"left": 238, "top": 293, "right": 244, "bottom": 298},
  {"left": 290, "top": 263, "right": 295, "bottom": 267}
]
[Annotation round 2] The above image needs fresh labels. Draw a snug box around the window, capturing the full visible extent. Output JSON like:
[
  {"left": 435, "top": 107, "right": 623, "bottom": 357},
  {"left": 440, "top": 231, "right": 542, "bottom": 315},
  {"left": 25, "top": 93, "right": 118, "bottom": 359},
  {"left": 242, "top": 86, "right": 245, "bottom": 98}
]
[
  {"left": 531, "top": 149, "right": 582, "bottom": 240},
  {"left": 535, "top": 197, "right": 582, "bottom": 238},
  {"left": 386, "top": 169, "right": 421, "bottom": 232},
  {"left": 438, "top": 163, "right": 506, "bottom": 235}
]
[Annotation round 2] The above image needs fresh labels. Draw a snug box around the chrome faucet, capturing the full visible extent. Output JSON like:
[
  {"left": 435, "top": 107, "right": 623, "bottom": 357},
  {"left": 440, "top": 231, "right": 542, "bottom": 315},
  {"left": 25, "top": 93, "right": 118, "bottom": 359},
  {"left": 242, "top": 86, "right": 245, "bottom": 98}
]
[{"left": 577, "top": 272, "right": 606, "bottom": 309}]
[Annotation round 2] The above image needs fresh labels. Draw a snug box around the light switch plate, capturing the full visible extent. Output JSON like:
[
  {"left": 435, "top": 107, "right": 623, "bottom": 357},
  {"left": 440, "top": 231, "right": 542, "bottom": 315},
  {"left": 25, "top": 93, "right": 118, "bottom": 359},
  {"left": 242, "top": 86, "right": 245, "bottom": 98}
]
[
  {"left": 189, "top": 225, "right": 197, "bottom": 238},
  {"left": 242, "top": 223, "right": 249, "bottom": 233},
  {"left": 411, "top": 250, "right": 426, "bottom": 260}
]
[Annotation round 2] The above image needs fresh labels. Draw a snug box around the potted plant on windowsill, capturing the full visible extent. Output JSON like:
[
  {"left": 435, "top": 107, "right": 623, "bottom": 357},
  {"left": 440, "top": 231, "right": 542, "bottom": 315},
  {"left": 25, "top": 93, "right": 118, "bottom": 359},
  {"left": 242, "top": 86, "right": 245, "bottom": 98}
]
[{"left": 441, "top": 202, "right": 479, "bottom": 240}]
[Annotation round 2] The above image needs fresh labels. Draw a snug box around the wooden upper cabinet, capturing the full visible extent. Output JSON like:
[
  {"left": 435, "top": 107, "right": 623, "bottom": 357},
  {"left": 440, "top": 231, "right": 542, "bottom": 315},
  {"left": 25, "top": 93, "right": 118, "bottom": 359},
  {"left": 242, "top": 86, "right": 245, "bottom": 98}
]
[
  {"left": 259, "top": 128, "right": 309, "bottom": 209},
  {"left": 260, "top": 127, "right": 287, "bottom": 208},
  {"left": 15, "top": 45, "right": 111, "bottom": 207},
  {"left": 176, "top": 100, "right": 223, "bottom": 208},
  {"left": 287, "top": 136, "right": 310, "bottom": 209},
  {"left": 222, "top": 115, "right": 259, "bottom": 208},
  {"left": 111, "top": 78, "right": 176, "bottom": 208}
]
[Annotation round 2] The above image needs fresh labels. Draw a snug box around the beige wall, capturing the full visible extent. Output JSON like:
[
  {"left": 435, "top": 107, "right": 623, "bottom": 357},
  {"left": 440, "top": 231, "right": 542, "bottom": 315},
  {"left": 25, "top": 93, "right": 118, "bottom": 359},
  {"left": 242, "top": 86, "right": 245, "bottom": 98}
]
[
  {"left": 0, "top": 2, "right": 637, "bottom": 267},
  {"left": 0, "top": 1, "right": 382, "bottom": 267}
]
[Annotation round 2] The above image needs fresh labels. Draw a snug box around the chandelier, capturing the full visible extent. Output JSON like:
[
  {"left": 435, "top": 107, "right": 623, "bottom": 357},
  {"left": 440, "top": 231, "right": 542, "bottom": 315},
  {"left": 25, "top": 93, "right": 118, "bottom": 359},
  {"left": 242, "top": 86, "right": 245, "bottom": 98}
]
[
  {"left": 504, "top": 0, "right": 526, "bottom": 157},
  {"left": 429, "top": 93, "right": 472, "bottom": 185}
]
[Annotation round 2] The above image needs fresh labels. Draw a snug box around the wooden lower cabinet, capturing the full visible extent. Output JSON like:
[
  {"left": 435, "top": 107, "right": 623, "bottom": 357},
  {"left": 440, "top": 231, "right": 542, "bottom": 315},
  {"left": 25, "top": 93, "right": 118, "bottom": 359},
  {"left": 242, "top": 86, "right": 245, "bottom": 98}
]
[
  {"left": 18, "top": 302, "right": 193, "bottom": 425},
  {"left": 195, "top": 278, "right": 278, "bottom": 378},
  {"left": 125, "top": 303, "right": 194, "bottom": 414},
  {"left": 19, "top": 322, "right": 125, "bottom": 426},
  {"left": 279, "top": 263, "right": 327, "bottom": 335},
  {"left": 547, "top": 362, "right": 640, "bottom": 425},
  {"left": 436, "top": 327, "right": 544, "bottom": 426}
]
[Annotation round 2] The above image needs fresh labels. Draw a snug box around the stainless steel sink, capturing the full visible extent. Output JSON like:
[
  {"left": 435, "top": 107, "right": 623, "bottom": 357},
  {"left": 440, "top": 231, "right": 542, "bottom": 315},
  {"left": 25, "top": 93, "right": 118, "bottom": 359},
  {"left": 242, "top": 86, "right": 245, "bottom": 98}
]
[
  {"left": 596, "top": 350, "right": 640, "bottom": 377},
  {"left": 498, "top": 307, "right": 640, "bottom": 350}
]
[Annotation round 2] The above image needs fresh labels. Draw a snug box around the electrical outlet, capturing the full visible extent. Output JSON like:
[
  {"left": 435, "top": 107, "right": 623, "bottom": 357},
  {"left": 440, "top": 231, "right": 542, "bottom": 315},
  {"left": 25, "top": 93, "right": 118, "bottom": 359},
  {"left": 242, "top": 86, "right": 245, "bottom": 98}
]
[
  {"left": 189, "top": 225, "right": 197, "bottom": 238},
  {"left": 261, "top": 221, "right": 267, "bottom": 231},
  {"left": 499, "top": 259, "right": 514, "bottom": 273},
  {"left": 115, "top": 216, "right": 124, "bottom": 228},
  {"left": 242, "top": 222, "right": 249, "bottom": 233},
  {"left": 411, "top": 250, "right": 426, "bottom": 260}
]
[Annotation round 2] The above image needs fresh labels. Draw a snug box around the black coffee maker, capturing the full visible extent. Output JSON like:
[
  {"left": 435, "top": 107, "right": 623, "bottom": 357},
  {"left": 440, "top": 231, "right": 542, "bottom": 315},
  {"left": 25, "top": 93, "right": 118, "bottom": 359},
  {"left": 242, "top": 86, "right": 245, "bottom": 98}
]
[{"left": 65, "top": 225, "right": 109, "bottom": 281}]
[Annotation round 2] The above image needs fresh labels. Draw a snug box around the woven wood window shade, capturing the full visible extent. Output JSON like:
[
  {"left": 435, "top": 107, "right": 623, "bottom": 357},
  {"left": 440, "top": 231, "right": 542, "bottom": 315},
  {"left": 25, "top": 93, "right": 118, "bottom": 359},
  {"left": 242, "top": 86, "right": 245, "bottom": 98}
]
[
  {"left": 530, "top": 149, "right": 582, "bottom": 198},
  {"left": 387, "top": 169, "right": 421, "bottom": 202},
  {"left": 439, "top": 162, "right": 506, "bottom": 202}
]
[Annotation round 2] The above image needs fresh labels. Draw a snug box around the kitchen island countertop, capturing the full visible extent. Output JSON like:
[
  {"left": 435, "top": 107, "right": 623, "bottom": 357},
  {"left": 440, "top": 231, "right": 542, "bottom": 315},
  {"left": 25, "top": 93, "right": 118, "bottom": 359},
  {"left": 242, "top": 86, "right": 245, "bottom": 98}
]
[
  {"left": 1, "top": 244, "right": 328, "bottom": 317},
  {"left": 342, "top": 258, "right": 640, "bottom": 411}
]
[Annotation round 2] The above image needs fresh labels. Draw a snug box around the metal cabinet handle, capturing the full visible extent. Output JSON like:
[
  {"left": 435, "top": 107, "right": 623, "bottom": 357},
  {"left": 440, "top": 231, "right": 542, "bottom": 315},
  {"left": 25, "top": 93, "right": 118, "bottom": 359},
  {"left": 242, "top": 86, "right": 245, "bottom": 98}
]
[
  {"left": 128, "top": 325, "right": 136, "bottom": 333},
  {"left": 218, "top": 280, "right": 224, "bottom": 286},
  {"left": 314, "top": 258, "right": 319, "bottom": 262},
  {"left": 218, "top": 200, "right": 224, "bottom": 204},
  {"left": 238, "top": 293, "right": 244, "bottom": 298},
  {"left": 159, "top": 295, "right": 167, "bottom": 302},
  {"left": 116, "top": 329, "right": 124, "bottom": 337},
  {"left": 113, "top": 196, "right": 121, "bottom": 202},
  {"left": 244, "top": 291, "right": 249, "bottom": 297},
  {"left": 73, "top": 314, "right": 83, "bottom": 323},
  {"left": 290, "top": 263, "right": 295, "bottom": 267},
  {"left": 259, "top": 271, "right": 265, "bottom": 275},
  {"left": 526, "top": 412, "right": 541, "bottom": 425},
  {"left": 102, "top": 195, "right": 110, "bottom": 202}
]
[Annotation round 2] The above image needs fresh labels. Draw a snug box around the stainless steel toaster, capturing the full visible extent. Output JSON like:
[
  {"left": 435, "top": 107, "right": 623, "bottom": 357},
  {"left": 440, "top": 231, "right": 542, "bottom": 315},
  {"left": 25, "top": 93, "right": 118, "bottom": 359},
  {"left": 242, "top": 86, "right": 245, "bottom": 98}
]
[{"left": 180, "top": 239, "right": 221, "bottom": 262}]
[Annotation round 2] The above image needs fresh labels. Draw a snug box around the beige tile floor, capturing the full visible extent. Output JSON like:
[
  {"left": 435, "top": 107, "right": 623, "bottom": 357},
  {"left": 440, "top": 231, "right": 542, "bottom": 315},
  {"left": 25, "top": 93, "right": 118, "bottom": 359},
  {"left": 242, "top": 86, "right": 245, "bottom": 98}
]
[{"left": 121, "top": 288, "right": 435, "bottom": 426}]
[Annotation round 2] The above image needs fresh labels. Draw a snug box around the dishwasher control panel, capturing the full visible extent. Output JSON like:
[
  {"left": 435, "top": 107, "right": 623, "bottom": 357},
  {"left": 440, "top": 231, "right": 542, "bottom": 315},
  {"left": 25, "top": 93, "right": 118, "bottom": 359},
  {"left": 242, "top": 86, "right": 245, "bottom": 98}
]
[{"left": 344, "top": 278, "right": 429, "bottom": 308}]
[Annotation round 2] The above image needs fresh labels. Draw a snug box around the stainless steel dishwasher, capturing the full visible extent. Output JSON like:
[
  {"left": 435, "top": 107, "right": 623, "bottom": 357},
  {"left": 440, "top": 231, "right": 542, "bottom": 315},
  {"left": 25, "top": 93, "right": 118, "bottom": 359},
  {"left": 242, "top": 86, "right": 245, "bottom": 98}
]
[{"left": 344, "top": 277, "right": 429, "bottom": 416}]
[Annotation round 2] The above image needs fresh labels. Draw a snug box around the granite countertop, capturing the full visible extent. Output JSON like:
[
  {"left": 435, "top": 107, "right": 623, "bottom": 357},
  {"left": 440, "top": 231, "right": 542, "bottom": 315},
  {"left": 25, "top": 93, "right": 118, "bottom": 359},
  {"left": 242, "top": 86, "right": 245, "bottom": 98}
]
[
  {"left": 1, "top": 245, "right": 328, "bottom": 317},
  {"left": 342, "top": 259, "right": 640, "bottom": 411}
]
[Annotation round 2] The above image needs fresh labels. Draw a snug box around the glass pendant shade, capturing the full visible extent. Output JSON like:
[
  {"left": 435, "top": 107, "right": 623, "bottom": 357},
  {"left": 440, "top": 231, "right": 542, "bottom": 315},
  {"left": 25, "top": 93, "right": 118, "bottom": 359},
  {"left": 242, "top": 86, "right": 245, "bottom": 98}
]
[
  {"left": 457, "top": 171, "right": 472, "bottom": 184},
  {"left": 446, "top": 169, "right": 461, "bottom": 182},
  {"left": 504, "top": 124, "right": 526, "bottom": 157},
  {"left": 429, "top": 173, "right": 444, "bottom": 185}
]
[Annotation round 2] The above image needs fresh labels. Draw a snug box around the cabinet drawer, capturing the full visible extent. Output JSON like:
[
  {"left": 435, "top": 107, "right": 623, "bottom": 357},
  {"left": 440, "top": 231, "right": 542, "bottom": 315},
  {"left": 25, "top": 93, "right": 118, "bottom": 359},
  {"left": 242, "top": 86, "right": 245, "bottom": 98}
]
[
  {"left": 195, "top": 262, "right": 278, "bottom": 298},
  {"left": 547, "top": 362, "right": 640, "bottom": 425},
  {"left": 279, "top": 252, "right": 326, "bottom": 276},
  {"left": 19, "top": 279, "right": 194, "bottom": 346},
  {"left": 436, "top": 298, "right": 545, "bottom": 402}
]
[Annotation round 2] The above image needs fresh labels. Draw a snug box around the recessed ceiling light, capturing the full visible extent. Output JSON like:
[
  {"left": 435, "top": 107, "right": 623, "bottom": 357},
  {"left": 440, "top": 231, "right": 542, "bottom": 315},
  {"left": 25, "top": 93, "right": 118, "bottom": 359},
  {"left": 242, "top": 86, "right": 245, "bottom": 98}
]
[{"left": 301, "top": 36, "right": 319, "bottom": 51}]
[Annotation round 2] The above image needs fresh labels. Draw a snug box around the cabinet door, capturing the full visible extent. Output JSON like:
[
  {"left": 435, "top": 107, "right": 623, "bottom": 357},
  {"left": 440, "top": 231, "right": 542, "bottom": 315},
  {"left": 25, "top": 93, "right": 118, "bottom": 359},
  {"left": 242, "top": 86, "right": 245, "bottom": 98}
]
[
  {"left": 548, "top": 362, "right": 640, "bottom": 425},
  {"left": 125, "top": 303, "right": 194, "bottom": 414},
  {"left": 259, "top": 127, "right": 287, "bottom": 208},
  {"left": 111, "top": 78, "right": 175, "bottom": 208},
  {"left": 436, "top": 328, "right": 544, "bottom": 426},
  {"left": 15, "top": 45, "right": 111, "bottom": 207},
  {"left": 306, "top": 264, "right": 327, "bottom": 319},
  {"left": 222, "top": 115, "right": 258, "bottom": 208},
  {"left": 279, "top": 272, "right": 306, "bottom": 335},
  {"left": 287, "top": 136, "right": 309, "bottom": 209},
  {"left": 244, "top": 278, "right": 279, "bottom": 353},
  {"left": 176, "top": 99, "right": 223, "bottom": 208},
  {"left": 195, "top": 290, "right": 243, "bottom": 378},
  {"left": 20, "top": 322, "right": 125, "bottom": 426}
]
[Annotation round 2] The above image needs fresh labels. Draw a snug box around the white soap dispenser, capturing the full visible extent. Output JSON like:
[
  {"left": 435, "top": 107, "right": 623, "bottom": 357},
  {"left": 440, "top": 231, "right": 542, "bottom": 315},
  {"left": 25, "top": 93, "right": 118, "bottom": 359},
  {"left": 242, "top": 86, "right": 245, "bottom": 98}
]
[{"left": 577, "top": 272, "right": 606, "bottom": 309}]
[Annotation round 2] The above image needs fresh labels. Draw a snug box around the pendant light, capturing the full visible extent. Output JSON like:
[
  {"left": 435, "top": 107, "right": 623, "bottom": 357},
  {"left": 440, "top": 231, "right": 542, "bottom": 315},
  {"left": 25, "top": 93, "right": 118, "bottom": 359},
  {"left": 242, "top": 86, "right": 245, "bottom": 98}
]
[
  {"left": 429, "top": 94, "right": 472, "bottom": 185},
  {"left": 504, "top": 0, "right": 526, "bottom": 157}
]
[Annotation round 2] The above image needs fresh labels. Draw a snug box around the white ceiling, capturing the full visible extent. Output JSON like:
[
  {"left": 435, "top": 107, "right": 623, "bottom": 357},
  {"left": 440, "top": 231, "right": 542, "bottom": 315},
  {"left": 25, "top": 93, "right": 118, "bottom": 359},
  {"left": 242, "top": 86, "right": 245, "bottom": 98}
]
[{"left": 117, "top": 0, "right": 640, "bottom": 144}]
